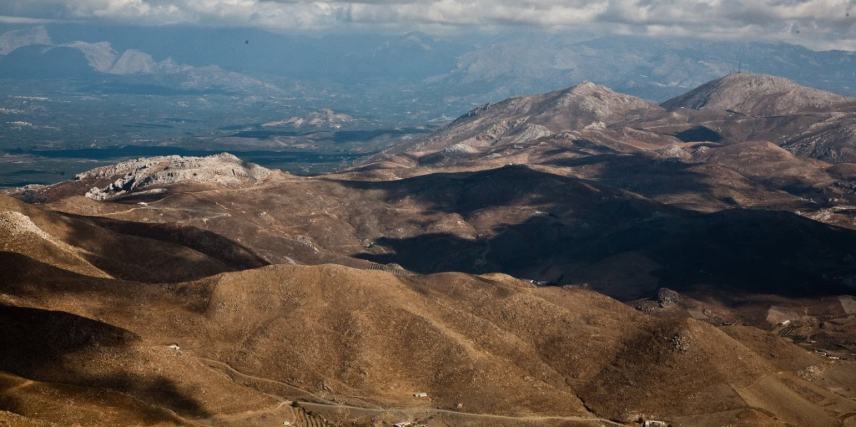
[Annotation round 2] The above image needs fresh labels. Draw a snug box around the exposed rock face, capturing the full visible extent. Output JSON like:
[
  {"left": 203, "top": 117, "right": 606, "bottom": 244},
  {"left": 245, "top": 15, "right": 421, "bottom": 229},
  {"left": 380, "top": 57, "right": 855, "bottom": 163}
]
[
  {"left": 109, "top": 49, "right": 158, "bottom": 75},
  {"left": 63, "top": 41, "right": 118, "bottom": 73},
  {"left": 657, "top": 288, "right": 681, "bottom": 308},
  {"left": 661, "top": 73, "right": 851, "bottom": 116},
  {"left": 81, "top": 153, "right": 274, "bottom": 201},
  {"left": 262, "top": 108, "right": 355, "bottom": 128},
  {"left": 0, "top": 26, "right": 51, "bottom": 55},
  {"left": 783, "top": 114, "right": 856, "bottom": 163},
  {"left": 670, "top": 332, "right": 691, "bottom": 352}
]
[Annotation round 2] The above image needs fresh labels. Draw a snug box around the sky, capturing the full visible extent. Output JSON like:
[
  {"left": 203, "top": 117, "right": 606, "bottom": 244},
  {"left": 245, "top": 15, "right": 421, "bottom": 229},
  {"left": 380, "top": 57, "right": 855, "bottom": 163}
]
[{"left": 0, "top": 0, "right": 854, "bottom": 51}]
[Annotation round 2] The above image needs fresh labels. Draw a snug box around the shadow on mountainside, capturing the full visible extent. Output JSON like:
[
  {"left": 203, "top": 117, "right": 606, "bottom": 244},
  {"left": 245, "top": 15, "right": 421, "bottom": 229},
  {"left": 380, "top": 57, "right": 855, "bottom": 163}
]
[
  {"left": 0, "top": 251, "right": 214, "bottom": 314},
  {"left": 0, "top": 303, "right": 209, "bottom": 419},
  {"left": 546, "top": 154, "right": 721, "bottom": 200},
  {"left": 63, "top": 213, "right": 269, "bottom": 268},
  {"left": 355, "top": 207, "right": 856, "bottom": 300},
  {"left": 547, "top": 150, "right": 838, "bottom": 209},
  {"left": 55, "top": 213, "right": 269, "bottom": 283},
  {"left": 337, "top": 165, "right": 856, "bottom": 299},
  {"left": 335, "top": 164, "right": 677, "bottom": 219},
  {"left": 336, "top": 165, "right": 573, "bottom": 215}
]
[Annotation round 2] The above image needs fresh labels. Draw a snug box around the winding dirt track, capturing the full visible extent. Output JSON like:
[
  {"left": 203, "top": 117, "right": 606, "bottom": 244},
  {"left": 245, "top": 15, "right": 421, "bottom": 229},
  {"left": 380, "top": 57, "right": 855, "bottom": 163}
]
[{"left": 196, "top": 355, "right": 625, "bottom": 426}]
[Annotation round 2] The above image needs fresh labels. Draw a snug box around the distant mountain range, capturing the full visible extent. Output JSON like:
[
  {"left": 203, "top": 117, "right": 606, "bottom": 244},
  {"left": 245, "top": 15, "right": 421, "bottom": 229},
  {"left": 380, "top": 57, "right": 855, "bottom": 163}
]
[
  {"left": 0, "top": 26, "right": 279, "bottom": 95},
  {"left": 435, "top": 34, "right": 856, "bottom": 103},
  {"left": 1, "top": 25, "right": 855, "bottom": 118}
]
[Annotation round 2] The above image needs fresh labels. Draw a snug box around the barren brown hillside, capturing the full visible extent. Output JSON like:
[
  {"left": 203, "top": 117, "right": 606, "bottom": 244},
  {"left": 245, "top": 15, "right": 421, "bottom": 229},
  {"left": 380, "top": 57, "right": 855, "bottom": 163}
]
[
  {"left": 2, "top": 239, "right": 855, "bottom": 426},
  {"left": 3, "top": 74, "right": 856, "bottom": 426}
]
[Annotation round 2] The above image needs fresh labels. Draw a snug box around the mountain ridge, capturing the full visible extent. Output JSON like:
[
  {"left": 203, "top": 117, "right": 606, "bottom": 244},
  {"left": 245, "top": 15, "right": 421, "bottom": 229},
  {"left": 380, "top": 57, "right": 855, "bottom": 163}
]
[
  {"left": 0, "top": 26, "right": 279, "bottom": 95},
  {"left": 2, "top": 229, "right": 854, "bottom": 425},
  {"left": 3, "top": 69, "right": 856, "bottom": 426},
  {"left": 661, "top": 72, "right": 852, "bottom": 116}
]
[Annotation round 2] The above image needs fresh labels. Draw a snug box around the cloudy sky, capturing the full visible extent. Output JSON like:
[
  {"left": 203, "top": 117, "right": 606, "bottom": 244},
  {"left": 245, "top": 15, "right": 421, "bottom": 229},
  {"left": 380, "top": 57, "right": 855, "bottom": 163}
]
[{"left": 1, "top": 0, "right": 854, "bottom": 50}]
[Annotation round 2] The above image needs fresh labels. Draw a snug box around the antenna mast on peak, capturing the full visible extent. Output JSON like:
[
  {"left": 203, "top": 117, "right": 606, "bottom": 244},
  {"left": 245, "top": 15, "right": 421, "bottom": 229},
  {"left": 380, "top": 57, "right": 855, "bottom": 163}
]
[{"left": 736, "top": 45, "right": 746, "bottom": 74}]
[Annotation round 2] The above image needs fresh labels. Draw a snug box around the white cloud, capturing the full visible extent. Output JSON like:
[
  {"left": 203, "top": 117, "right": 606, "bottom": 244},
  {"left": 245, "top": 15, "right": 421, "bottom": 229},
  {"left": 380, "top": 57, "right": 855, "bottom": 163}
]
[
  {"left": 1, "top": 0, "right": 854, "bottom": 50},
  {"left": 0, "top": 15, "right": 62, "bottom": 24}
]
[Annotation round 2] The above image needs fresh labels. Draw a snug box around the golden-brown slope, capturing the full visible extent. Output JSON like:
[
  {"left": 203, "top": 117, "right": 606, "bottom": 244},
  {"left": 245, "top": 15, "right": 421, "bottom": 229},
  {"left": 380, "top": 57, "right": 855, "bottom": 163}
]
[
  {"left": 2, "top": 247, "right": 855, "bottom": 426},
  {"left": 0, "top": 194, "right": 265, "bottom": 282}
]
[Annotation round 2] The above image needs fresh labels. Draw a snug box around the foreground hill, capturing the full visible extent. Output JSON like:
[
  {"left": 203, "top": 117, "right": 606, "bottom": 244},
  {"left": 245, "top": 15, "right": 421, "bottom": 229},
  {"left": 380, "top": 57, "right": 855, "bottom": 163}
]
[
  {"left": 7, "top": 154, "right": 856, "bottom": 384},
  {"left": 1, "top": 200, "right": 855, "bottom": 425},
  {"left": 17, "top": 158, "right": 856, "bottom": 300},
  {"left": 0, "top": 194, "right": 265, "bottom": 282}
]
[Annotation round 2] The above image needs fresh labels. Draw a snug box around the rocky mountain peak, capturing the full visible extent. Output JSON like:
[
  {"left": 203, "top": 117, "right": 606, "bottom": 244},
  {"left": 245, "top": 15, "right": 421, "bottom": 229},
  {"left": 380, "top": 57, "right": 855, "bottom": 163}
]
[
  {"left": 384, "top": 81, "right": 661, "bottom": 161},
  {"left": 662, "top": 72, "right": 851, "bottom": 115},
  {"left": 551, "top": 80, "right": 654, "bottom": 115},
  {"left": 565, "top": 80, "right": 607, "bottom": 94}
]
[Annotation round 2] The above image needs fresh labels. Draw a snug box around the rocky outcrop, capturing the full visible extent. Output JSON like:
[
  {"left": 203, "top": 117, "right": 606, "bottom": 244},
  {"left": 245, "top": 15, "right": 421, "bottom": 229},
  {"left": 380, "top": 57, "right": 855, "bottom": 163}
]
[
  {"left": 0, "top": 26, "right": 51, "bottom": 55},
  {"left": 657, "top": 288, "right": 681, "bottom": 308},
  {"left": 109, "top": 49, "right": 158, "bottom": 75},
  {"left": 63, "top": 41, "right": 118, "bottom": 72},
  {"left": 81, "top": 153, "right": 274, "bottom": 201},
  {"left": 262, "top": 109, "right": 355, "bottom": 129}
]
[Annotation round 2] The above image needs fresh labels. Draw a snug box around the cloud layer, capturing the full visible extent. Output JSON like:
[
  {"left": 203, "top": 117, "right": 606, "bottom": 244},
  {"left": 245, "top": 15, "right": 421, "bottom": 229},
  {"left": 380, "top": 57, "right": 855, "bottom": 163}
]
[{"left": 2, "top": 0, "right": 854, "bottom": 50}]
